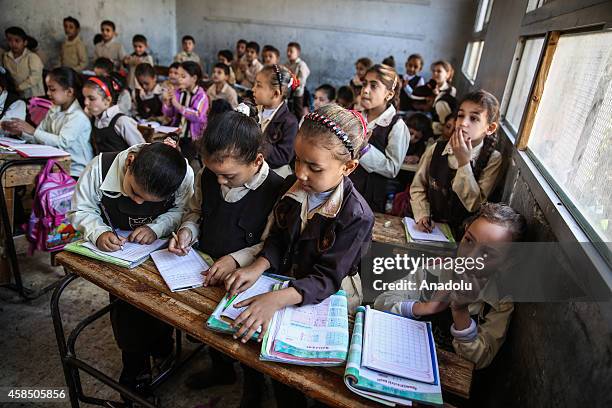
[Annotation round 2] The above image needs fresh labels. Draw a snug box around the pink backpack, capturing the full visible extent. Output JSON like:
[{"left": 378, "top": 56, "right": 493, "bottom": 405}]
[
  {"left": 25, "top": 160, "right": 80, "bottom": 253},
  {"left": 28, "top": 97, "right": 53, "bottom": 126}
]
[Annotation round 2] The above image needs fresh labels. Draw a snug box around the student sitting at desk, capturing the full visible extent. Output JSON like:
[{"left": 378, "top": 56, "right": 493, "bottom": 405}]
[
  {"left": 374, "top": 202, "right": 526, "bottom": 369},
  {"left": 0, "top": 67, "right": 26, "bottom": 136},
  {"left": 68, "top": 143, "right": 194, "bottom": 399},
  {"left": 224, "top": 104, "right": 374, "bottom": 408},
  {"left": 168, "top": 104, "right": 285, "bottom": 404}
]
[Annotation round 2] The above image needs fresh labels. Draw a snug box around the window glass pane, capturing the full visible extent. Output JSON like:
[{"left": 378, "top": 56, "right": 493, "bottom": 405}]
[
  {"left": 528, "top": 31, "right": 612, "bottom": 242},
  {"left": 462, "top": 41, "right": 484, "bottom": 82},
  {"left": 504, "top": 37, "right": 544, "bottom": 132},
  {"left": 474, "top": 0, "right": 489, "bottom": 32},
  {"left": 526, "top": 0, "right": 539, "bottom": 12},
  {"left": 484, "top": 0, "right": 494, "bottom": 25}
]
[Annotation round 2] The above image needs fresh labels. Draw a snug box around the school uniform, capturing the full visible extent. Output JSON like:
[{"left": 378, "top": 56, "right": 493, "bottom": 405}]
[
  {"left": 162, "top": 86, "right": 209, "bottom": 162},
  {"left": 287, "top": 58, "right": 310, "bottom": 118},
  {"left": 91, "top": 105, "right": 145, "bottom": 154},
  {"left": 232, "top": 54, "right": 247, "bottom": 85},
  {"left": 0, "top": 90, "right": 26, "bottom": 136},
  {"left": 350, "top": 105, "right": 409, "bottom": 212},
  {"left": 241, "top": 59, "right": 264, "bottom": 88},
  {"left": 259, "top": 175, "right": 374, "bottom": 314},
  {"left": 174, "top": 51, "right": 201, "bottom": 65},
  {"left": 373, "top": 267, "right": 513, "bottom": 369},
  {"left": 2, "top": 49, "right": 45, "bottom": 99},
  {"left": 117, "top": 89, "right": 132, "bottom": 115},
  {"left": 410, "top": 140, "right": 502, "bottom": 232},
  {"left": 125, "top": 52, "right": 154, "bottom": 90},
  {"left": 94, "top": 37, "right": 127, "bottom": 70},
  {"left": 132, "top": 84, "right": 164, "bottom": 119},
  {"left": 399, "top": 74, "right": 425, "bottom": 112},
  {"left": 432, "top": 83, "right": 457, "bottom": 135},
  {"left": 206, "top": 81, "right": 238, "bottom": 108},
  {"left": 68, "top": 145, "right": 194, "bottom": 391},
  {"left": 258, "top": 101, "right": 299, "bottom": 178},
  {"left": 21, "top": 99, "right": 92, "bottom": 177},
  {"left": 60, "top": 35, "right": 88, "bottom": 71}
]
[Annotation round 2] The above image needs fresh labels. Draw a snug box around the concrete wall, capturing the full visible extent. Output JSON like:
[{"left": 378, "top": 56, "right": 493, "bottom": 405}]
[
  {"left": 176, "top": 0, "right": 477, "bottom": 87},
  {"left": 460, "top": 1, "right": 612, "bottom": 406},
  {"left": 0, "top": 0, "right": 177, "bottom": 67}
]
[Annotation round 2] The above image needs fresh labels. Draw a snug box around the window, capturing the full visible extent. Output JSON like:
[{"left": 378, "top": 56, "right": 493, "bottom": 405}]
[
  {"left": 501, "top": 37, "right": 545, "bottom": 133},
  {"left": 526, "top": 30, "right": 612, "bottom": 245},
  {"left": 474, "top": 0, "right": 494, "bottom": 32},
  {"left": 462, "top": 41, "right": 484, "bottom": 82},
  {"left": 526, "top": 0, "right": 545, "bottom": 13}
]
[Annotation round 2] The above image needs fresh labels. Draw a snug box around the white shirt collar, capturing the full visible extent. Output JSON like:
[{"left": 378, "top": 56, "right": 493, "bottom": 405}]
[
  {"left": 284, "top": 178, "right": 345, "bottom": 219},
  {"left": 367, "top": 105, "right": 397, "bottom": 129}
]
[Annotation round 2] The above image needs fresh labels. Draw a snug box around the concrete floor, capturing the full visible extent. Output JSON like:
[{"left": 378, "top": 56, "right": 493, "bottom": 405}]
[{"left": 0, "top": 238, "right": 275, "bottom": 408}]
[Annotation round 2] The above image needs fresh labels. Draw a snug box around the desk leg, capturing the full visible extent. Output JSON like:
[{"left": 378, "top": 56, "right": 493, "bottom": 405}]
[
  {"left": 0, "top": 186, "right": 14, "bottom": 284},
  {"left": 3, "top": 186, "right": 14, "bottom": 232}
]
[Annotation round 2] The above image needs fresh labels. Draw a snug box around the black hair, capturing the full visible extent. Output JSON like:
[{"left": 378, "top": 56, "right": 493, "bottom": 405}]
[
  {"left": 315, "top": 84, "right": 336, "bottom": 102},
  {"left": 382, "top": 55, "right": 396, "bottom": 68},
  {"left": 180, "top": 61, "right": 203, "bottom": 85},
  {"left": 262, "top": 45, "right": 280, "bottom": 57},
  {"left": 5, "top": 26, "right": 38, "bottom": 51},
  {"left": 169, "top": 61, "right": 181, "bottom": 70},
  {"left": 0, "top": 68, "right": 18, "bottom": 95},
  {"left": 336, "top": 86, "right": 355, "bottom": 105},
  {"left": 47, "top": 67, "right": 83, "bottom": 106},
  {"left": 63, "top": 16, "right": 80, "bottom": 29},
  {"left": 130, "top": 143, "right": 187, "bottom": 200},
  {"left": 182, "top": 35, "right": 195, "bottom": 43},
  {"left": 135, "top": 63, "right": 156, "bottom": 79},
  {"left": 132, "top": 34, "right": 147, "bottom": 45},
  {"left": 93, "top": 57, "right": 114, "bottom": 74},
  {"left": 100, "top": 20, "right": 116, "bottom": 31},
  {"left": 237, "top": 39, "right": 247, "bottom": 46},
  {"left": 212, "top": 62, "right": 229, "bottom": 76},
  {"left": 218, "top": 49, "right": 233, "bottom": 62},
  {"left": 208, "top": 98, "right": 233, "bottom": 117},
  {"left": 444, "top": 111, "right": 457, "bottom": 124},
  {"left": 246, "top": 41, "right": 260, "bottom": 54},
  {"left": 287, "top": 42, "right": 301, "bottom": 52},
  {"left": 260, "top": 65, "right": 293, "bottom": 98},
  {"left": 405, "top": 112, "right": 433, "bottom": 141},
  {"left": 109, "top": 71, "right": 127, "bottom": 92},
  {"left": 93, "top": 34, "right": 103, "bottom": 45},
  {"left": 201, "top": 105, "right": 263, "bottom": 164},
  {"left": 83, "top": 75, "right": 119, "bottom": 104}
]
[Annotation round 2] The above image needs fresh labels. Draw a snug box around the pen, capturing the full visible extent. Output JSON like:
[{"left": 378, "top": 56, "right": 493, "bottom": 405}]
[
  {"left": 172, "top": 231, "right": 195, "bottom": 254},
  {"left": 99, "top": 202, "right": 124, "bottom": 251}
]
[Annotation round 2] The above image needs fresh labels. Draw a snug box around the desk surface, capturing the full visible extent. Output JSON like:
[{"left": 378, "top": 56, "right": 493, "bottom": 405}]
[
  {"left": 373, "top": 212, "right": 408, "bottom": 246},
  {"left": 56, "top": 251, "right": 473, "bottom": 406}
]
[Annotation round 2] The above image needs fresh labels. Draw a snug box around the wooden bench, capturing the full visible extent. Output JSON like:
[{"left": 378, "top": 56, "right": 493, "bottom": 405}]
[{"left": 54, "top": 251, "right": 473, "bottom": 407}]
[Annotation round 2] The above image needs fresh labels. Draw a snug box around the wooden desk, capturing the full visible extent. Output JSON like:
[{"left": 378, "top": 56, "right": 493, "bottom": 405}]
[
  {"left": 373, "top": 212, "right": 409, "bottom": 246},
  {"left": 55, "top": 251, "right": 473, "bottom": 406}
]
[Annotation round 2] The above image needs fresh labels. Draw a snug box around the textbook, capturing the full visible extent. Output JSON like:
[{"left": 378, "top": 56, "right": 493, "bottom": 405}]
[
  {"left": 64, "top": 230, "right": 168, "bottom": 269},
  {"left": 402, "top": 217, "right": 455, "bottom": 244},
  {"left": 13, "top": 144, "right": 70, "bottom": 158},
  {"left": 259, "top": 285, "right": 350, "bottom": 366},
  {"left": 206, "top": 274, "right": 288, "bottom": 340},
  {"left": 344, "top": 306, "right": 443, "bottom": 407},
  {"left": 151, "top": 249, "right": 209, "bottom": 292}
]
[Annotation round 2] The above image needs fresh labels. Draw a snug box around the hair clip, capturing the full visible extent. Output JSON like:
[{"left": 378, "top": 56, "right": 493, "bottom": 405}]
[
  {"left": 349, "top": 110, "right": 368, "bottom": 138},
  {"left": 235, "top": 102, "right": 251, "bottom": 117},
  {"left": 87, "top": 77, "right": 111, "bottom": 98},
  {"left": 273, "top": 64, "right": 283, "bottom": 90},
  {"left": 305, "top": 112, "right": 354, "bottom": 158},
  {"left": 289, "top": 73, "right": 300, "bottom": 91}
]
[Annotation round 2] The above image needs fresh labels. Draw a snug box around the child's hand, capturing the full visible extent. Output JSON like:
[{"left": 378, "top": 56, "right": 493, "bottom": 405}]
[
  {"left": 171, "top": 93, "right": 182, "bottom": 109},
  {"left": 404, "top": 155, "right": 420, "bottom": 164},
  {"left": 168, "top": 228, "right": 192, "bottom": 255},
  {"left": 204, "top": 255, "right": 239, "bottom": 287},
  {"left": 225, "top": 266, "right": 262, "bottom": 296},
  {"left": 450, "top": 127, "right": 472, "bottom": 167},
  {"left": 128, "top": 225, "right": 157, "bottom": 244},
  {"left": 416, "top": 216, "right": 434, "bottom": 233},
  {"left": 96, "top": 231, "right": 127, "bottom": 252},
  {"left": 232, "top": 291, "right": 281, "bottom": 343},
  {"left": 163, "top": 89, "right": 174, "bottom": 105},
  {"left": 2, "top": 119, "right": 34, "bottom": 136}
]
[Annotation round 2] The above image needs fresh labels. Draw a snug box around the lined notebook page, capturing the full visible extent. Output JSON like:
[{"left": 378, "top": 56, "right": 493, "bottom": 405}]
[
  {"left": 362, "top": 307, "right": 434, "bottom": 384},
  {"left": 151, "top": 249, "right": 209, "bottom": 292},
  {"left": 403, "top": 217, "right": 449, "bottom": 242},
  {"left": 221, "top": 275, "right": 279, "bottom": 321},
  {"left": 82, "top": 230, "right": 167, "bottom": 263}
]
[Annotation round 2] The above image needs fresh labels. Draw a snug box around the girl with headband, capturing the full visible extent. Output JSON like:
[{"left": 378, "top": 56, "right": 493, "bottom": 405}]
[
  {"left": 82, "top": 75, "right": 144, "bottom": 154},
  {"left": 224, "top": 103, "right": 374, "bottom": 407}
]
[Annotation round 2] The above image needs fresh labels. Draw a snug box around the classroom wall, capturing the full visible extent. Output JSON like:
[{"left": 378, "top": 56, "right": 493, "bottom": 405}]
[
  {"left": 457, "top": 0, "right": 612, "bottom": 406},
  {"left": 0, "top": 0, "right": 177, "bottom": 67},
  {"left": 175, "top": 0, "right": 477, "bottom": 87}
]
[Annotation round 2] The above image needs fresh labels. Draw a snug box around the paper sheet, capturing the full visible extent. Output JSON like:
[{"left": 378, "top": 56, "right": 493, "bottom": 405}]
[
  {"left": 13, "top": 144, "right": 70, "bottom": 158},
  {"left": 362, "top": 308, "right": 434, "bottom": 384},
  {"left": 403, "top": 217, "right": 449, "bottom": 242},
  {"left": 151, "top": 249, "right": 209, "bottom": 291},
  {"left": 155, "top": 126, "right": 181, "bottom": 134},
  {"left": 221, "top": 275, "right": 279, "bottom": 321},
  {"left": 0, "top": 136, "right": 26, "bottom": 145},
  {"left": 81, "top": 230, "right": 167, "bottom": 262}
]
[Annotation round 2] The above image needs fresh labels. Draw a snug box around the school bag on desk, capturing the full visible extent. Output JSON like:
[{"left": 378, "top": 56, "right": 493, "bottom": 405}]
[{"left": 24, "top": 159, "right": 80, "bottom": 254}]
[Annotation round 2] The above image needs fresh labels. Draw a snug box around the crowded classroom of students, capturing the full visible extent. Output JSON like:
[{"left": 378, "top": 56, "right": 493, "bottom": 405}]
[{"left": 0, "top": 0, "right": 610, "bottom": 407}]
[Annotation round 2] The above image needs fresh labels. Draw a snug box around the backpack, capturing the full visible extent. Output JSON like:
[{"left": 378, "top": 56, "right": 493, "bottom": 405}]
[
  {"left": 27, "top": 97, "right": 53, "bottom": 126},
  {"left": 25, "top": 160, "right": 80, "bottom": 253}
]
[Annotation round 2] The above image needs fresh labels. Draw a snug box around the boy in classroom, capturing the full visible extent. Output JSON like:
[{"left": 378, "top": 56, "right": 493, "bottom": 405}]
[
  {"left": 253, "top": 64, "right": 299, "bottom": 177},
  {"left": 224, "top": 104, "right": 374, "bottom": 407},
  {"left": 349, "top": 57, "right": 373, "bottom": 96},
  {"left": 83, "top": 75, "right": 145, "bottom": 154},
  {"left": 60, "top": 16, "right": 88, "bottom": 72},
  {"left": 232, "top": 38, "right": 248, "bottom": 84},
  {"left": 123, "top": 34, "right": 154, "bottom": 90},
  {"left": 0, "top": 67, "right": 27, "bottom": 135},
  {"left": 93, "top": 58, "right": 132, "bottom": 114},
  {"left": 336, "top": 85, "right": 355, "bottom": 109},
  {"left": 93, "top": 20, "right": 127, "bottom": 71},
  {"left": 207, "top": 63, "right": 238, "bottom": 108},
  {"left": 132, "top": 63, "right": 164, "bottom": 120},
  {"left": 374, "top": 202, "right": 526, "bottom": 369},
  {"left": 430, "top": 60, "right": 457, "bottom": 135},
  {"left": 2, "top": 27, "right": 45, "bottom": 99},
  {"left": 262, "top": 44, "right": 281, "bottom": 66},
  {"left": 313, "top": 84, "right": 336, "bottom": 110},
  {"left": 68, "top": 142, "right": 194, "bottom": 399},
  {"left": 162, "top": 61, "right": 181, "bottom": 92},
  {"left": 350, "top": 64, "right": 409, "bottom": 212},
  {"left": 410, "top": 90, "right": 503, "bottom": 237},
  {"left": 239, "top": 41, "right": 264, "bottom": 89},
  {"left": 174, "top": 35, "right": 201, "bottom": 65},
  {"left": 286, "top": 42, "right": 310, "bottom": 119},
  {"left": 168, "top": 107, "right": 285, "bottom": 403},
  {"left": 1, "top": 68, "right": 92, "bottom": 178},
  {"left": 217, "top": 49, "right": 236, "bottom": 85},
  {"left": 399, "top": 53, "right": 426, "bottom": 112}
]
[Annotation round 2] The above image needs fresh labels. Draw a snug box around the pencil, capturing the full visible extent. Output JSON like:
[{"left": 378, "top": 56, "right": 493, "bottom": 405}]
[{"left": 99, "top": 202, "right": 124, "bottom": 251}]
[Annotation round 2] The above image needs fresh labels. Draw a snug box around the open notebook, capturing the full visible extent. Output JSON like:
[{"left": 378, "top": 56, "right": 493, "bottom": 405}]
[
  {"left": 151, "top": 249, "right": 209, "bottom": 292},
  {"left": 402, "top": 217, "right": 453, "bottom": 243}
]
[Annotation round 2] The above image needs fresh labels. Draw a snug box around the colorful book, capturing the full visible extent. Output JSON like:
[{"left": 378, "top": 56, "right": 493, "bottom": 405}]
[{"left": 344, "top": 306, "right": 443, "bottom": 407}]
